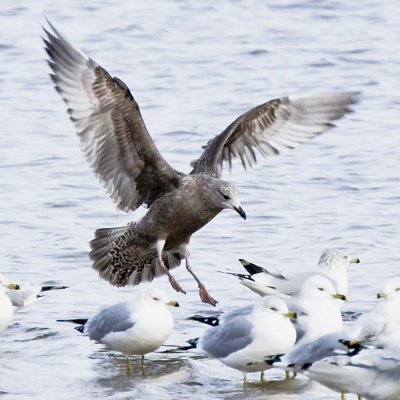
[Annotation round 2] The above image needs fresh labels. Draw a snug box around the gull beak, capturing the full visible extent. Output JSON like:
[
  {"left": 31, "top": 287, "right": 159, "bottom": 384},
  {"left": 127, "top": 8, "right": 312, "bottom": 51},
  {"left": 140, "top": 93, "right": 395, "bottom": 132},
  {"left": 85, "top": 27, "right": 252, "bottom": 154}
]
[
  {"left": 166, "top": 300, "right": 180, "bottom": 307},
  {"left": 377, "top": 292, "right": 386, "bottom": 299},
  {"left": 7, "top": 283, "right": 20, "bottom": 290},
  {"left": 332, "top": 293, "right": 347, "bottom": 301},
  {"left": 339, "top": 339, "right": 361, "bottom": 348},
  {"left": 350, "top": 257, "right": 360, "bottom": 264},
  {"left": 283, "top": 311, "right": 297, "bottom": 319},
  {"left": 234, "top": 206, "right": 247, "bottom": 220}
]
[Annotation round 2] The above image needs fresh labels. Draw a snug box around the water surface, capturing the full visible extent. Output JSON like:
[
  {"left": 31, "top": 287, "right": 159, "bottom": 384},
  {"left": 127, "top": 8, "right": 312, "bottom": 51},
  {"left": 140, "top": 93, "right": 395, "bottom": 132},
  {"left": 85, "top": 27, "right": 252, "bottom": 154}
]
[{"left": 0, "top": 1, "right": 399, "bottom": 399}]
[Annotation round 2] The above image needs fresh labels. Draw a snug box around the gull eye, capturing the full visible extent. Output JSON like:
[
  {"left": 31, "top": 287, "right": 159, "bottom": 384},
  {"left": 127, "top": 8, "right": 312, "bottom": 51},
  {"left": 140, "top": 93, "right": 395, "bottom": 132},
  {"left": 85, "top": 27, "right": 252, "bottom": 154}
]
[
  {"left": 343, "top": 256, "right": 348, "bottom": 259},
  {"left": 270, "top": 307, "right": 278, "bottom": 311},
  {"left": 152, "top": 297, "right": 160, "bottom": 301},
  {"left": 218, "top": 190, "right": 230, "bottom": 200},
  {"left": 318, "top": 287, "right": 324, "bottom": 291},
  {"left": 396, "top": 288, "right": 400, "bottom": 292}
]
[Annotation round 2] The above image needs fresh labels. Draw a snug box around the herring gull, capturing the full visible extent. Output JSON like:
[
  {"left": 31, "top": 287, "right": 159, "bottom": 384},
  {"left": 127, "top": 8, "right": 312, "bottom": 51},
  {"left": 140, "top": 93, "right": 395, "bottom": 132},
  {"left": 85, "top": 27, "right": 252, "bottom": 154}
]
[{"left": 43, "top": 21, "right": 359, "bottom": 305}]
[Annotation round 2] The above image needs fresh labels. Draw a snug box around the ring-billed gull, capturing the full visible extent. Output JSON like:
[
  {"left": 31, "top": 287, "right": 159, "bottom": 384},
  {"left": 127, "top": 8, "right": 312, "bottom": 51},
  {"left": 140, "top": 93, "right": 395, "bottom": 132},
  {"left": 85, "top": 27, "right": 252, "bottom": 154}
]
[
  {"left": 305, "top": 346, "right": 400, "bottom": 400},
  {"left": 353, "top": 277, "right": 400, "bottom": 348},
  {"left": 225, "top": 249, "right": 359, "bottom": 298},
  {"left": 190, "top": 274, "right": 345, "bottom": 346},
  {"left": 43, "top": 21, "right": 358, "bottom": 305},
  {"left": 287, "top": 274, "right": 345, "bottom": 346},
  {"left": 273, "top": 278, "right": 400, "bottom": 376},
  {"left": 59, "top": 286, "right": 178, "bottom": 372},
  {"left": 187, "top": 296, "right": 297, "bottom": 383},
  {"left": 0, "top": 273, "right": 68, "bottom": 309},
  {"left": 0, "top": 286, "right": 13, "bottom": 335}
]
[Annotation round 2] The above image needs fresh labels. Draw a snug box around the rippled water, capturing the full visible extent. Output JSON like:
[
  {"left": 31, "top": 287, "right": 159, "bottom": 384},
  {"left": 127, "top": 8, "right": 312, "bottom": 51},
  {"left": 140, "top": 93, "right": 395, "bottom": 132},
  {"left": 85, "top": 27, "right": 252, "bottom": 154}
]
[{"left": 0, "top": 0, "right": 399, "bottom": 399}]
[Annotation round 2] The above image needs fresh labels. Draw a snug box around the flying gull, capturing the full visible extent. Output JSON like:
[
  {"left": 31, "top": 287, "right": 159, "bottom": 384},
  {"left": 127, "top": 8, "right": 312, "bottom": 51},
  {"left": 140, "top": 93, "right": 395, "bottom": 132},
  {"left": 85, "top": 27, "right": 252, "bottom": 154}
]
[{"left": 43, "top": 21, "right": 359, "bottom": 305}]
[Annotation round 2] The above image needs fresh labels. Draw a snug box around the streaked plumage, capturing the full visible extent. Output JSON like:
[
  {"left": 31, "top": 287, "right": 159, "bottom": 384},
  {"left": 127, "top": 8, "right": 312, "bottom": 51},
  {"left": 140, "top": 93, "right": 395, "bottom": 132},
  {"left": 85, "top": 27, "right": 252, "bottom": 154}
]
[{"left": 43, "top": 20, "right": 358, "bottom": 305}]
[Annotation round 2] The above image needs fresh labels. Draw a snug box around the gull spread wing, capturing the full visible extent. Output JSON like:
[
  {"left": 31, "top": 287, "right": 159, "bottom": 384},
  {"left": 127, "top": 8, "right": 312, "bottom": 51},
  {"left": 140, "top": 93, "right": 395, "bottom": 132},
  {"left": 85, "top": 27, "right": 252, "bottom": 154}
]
[
  {"left": 43, "top": 21, "right": 182, "bottom": 212},
  {"left": 191, "top": 92, "right": 359, "bottom": 176}
]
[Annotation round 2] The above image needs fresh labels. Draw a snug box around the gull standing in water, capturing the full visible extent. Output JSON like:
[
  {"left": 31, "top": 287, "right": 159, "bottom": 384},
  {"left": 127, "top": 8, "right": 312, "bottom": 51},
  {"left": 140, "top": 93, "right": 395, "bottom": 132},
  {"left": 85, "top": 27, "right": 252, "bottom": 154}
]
[
  {"left": 305, "top": 346, "right": 400, "bottom": 400},
  {"left": 43, "top": 21, "right": 358, "bottom": 305},
  {"left": 0, "top": 285, "right": 13, "bottom": 335},
  {"left": 186, "top": 296, "right": 297, "bottom": 383},
  {"left": 59, "top": 286, "right": 178, "bottom": 372},
  {"left": 226, "top": 249, "right": 359, "bottom": 298},
  {"left": 0, "top": 273, "right": 67, "bottom": 310}
]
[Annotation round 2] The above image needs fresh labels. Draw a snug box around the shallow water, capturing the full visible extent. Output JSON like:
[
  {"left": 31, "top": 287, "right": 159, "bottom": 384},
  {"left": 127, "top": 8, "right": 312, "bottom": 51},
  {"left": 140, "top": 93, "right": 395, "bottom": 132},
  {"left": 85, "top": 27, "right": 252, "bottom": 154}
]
[{"left": 0, "top": 0, "right": 399, "bottom": 399}]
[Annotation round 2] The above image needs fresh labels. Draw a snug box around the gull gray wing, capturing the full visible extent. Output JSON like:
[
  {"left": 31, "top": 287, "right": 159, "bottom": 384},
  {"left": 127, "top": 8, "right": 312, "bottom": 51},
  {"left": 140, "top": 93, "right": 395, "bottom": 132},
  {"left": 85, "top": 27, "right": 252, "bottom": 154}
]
[
  {"left": 85, "top": 302, "right": 135, "bottom": 342},
  {"left": 43, "top": 21, "right": 182, "bottom": 212},
  {"left": 285, "top": 332, "right": 346, "bottom": 367},
  {"left": 221, "top": 304, "right": 253, "bottom": 322},
  {"left": 191, "top": 92, "right": 359, "bottom": 176},
  {"left": 201, "top": 316, "right": 253, "bottom": 358},
  {"left": 350, "top": 348, "right": 400, "bottom": 372}
]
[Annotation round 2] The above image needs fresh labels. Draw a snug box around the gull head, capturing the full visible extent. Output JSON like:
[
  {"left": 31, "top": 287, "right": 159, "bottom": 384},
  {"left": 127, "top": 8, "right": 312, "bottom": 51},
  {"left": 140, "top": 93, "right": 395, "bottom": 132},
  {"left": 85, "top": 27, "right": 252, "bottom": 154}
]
[
  {"left": 318, "top": 249, "right": 360, "bottom": 270},
  {"left": 0, "top": 273, "right": 20, "bottom": 290},
  {"left": 300, "top": 274, "right": 347, "bottom": 302},
  {"left": 134, "top": 286, "right": 179, "bottom": 307},
  {"left": 207, "top": 179, "right": 246, "bottom": 219},
  {"left": 256, "top": 296, "right": 295, "bottom": 318},
  {"left": 377, "top": 277, "right": 400, "bottom": 301}
]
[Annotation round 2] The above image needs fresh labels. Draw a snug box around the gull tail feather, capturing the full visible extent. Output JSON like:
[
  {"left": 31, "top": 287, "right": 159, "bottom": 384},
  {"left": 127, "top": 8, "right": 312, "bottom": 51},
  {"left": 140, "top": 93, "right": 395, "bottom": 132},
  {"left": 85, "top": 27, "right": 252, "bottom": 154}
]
[
  {"left": 177, "top": 338, "right": 199, "bottom": 351},
  {"left": 189, "top": 315, "right": 220, "bottom": 327},
  {"left": 89, "top": 225, "right": 182, "bottom": 287},
  {"left": 58, "top": 318, "right": 88, "bottom": 333}
]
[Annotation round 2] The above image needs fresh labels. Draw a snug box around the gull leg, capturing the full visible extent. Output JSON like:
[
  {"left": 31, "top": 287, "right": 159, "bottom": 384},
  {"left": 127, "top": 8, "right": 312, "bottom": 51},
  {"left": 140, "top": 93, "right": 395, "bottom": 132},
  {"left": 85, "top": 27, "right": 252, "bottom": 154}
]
[
  {"left": 185, "top": 258, "right": 217, "bottom": 306},
  {"left": 243, "top": 374, "right": 249, "bottom": 386},
  {"left": 156, "top": 240, "right": 186, "bottom": 294},
  {"left": 140, "top": 355, "right": 145, "bottom": 377},
  {"left": 260, "top": 370, "right": 267, "bottom": 384},
  {"left": 126, "top": 356, "right": 132, "bottom": 375},
  {"left": 341, "top": 392, "right": 346, "bottom": 400}
]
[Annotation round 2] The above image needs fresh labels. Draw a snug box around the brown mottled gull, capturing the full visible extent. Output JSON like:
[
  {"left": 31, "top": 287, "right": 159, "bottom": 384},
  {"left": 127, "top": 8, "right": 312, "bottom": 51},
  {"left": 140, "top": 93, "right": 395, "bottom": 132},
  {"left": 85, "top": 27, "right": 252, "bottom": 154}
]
[{"left": 43, "top": 21, "right": 359, "bottom": 306}]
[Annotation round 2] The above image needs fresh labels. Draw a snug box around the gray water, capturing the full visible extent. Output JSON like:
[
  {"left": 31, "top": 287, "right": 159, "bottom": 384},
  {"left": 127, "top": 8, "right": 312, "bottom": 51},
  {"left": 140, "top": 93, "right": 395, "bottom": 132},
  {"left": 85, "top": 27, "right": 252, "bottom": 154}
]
[{"left": 0, "top": 0, "right": 399, "bottom": 399}]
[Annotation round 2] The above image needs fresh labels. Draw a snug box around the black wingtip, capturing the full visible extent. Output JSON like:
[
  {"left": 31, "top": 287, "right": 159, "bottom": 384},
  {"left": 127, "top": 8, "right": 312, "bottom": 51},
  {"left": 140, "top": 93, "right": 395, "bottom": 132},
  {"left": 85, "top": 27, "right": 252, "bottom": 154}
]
[
  {"left": 265, "top": 353, "right": 284, "bottom": 365},
  {"left": 188, "top": 315, "right": 219, "bottom": 327},
  {"left": 57, "top": 318, "right": 87, "bottom": 334},
  {"left": 40, "top": 285, "right": 69, "bottom": 292},
  {"left": 176, "top": 337, "right": 199, "bottom": 351},
  {"left": 238, "top": 259, "right": 265, "bottom": 275}
]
